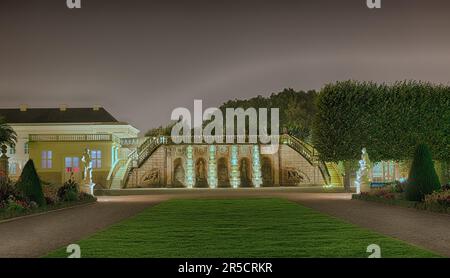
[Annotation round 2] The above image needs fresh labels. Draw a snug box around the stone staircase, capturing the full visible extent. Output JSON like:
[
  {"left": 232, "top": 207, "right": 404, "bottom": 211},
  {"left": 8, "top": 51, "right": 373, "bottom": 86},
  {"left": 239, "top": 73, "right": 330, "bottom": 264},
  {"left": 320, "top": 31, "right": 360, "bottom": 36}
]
[
  {"left": 326, "top": 162, "right": 343, "bottom": 187},
  {"left": 106, "top": 137, "right": 164, "bottom": 189},
  {"left": 281, "top": 134, "right": 332, "bottom": 185},
  {"left": 136, "top": 136, "right": 166, "bottom": 167},
  {"left": 110, "top": 164, "right": 127, "bottom": 189},
  {"left": 106, "top": 157, "right": 130, "bottom": 190}
]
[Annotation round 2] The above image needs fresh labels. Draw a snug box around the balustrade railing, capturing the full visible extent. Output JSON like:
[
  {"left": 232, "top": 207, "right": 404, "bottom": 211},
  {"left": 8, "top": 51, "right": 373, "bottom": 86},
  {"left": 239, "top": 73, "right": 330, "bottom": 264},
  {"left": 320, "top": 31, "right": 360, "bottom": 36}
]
[
  {"left": 120, "top": 137, "right": 139, "bottom": 147},
  {"left": 137, "top": 137, "right": 166, "bottom": 166},
  {"left": 167, "top": 135, "right": 280, "bottom": 145},
  {"left": 29, "top": 134, "right": 115, "bottom": 142}
]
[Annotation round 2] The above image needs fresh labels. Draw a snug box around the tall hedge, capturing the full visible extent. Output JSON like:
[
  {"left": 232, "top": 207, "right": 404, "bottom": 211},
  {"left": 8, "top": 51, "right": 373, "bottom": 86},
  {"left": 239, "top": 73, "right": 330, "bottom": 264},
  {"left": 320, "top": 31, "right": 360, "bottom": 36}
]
[
  {"left": 405, "top": 144, "right": 441, "bottom": 201},
  {"left": 313, "top": 80, "right": 450, "bottom": 162},
  {"left": 16, "top": 160, "right": 46, "bottom": 206}
]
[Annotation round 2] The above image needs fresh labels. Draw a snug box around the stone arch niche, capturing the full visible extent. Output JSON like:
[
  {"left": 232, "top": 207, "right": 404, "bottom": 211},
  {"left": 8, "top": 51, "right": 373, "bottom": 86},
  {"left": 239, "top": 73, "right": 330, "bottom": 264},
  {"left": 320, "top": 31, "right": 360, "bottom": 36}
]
[
  {"left": 262, "top": 157, "right": 273, "bottom": 187},
  {"left": 240, "top": 158, "right": 251, "bottom": 187},
  {"left": 173, "top": 157, "right": 185, "bottom": 188},
  {"left": 195, "top": 158, "right": 208, "bottom": 188},
  {"left": 217, "top": 157, "right": 230, "bottom": 188}
]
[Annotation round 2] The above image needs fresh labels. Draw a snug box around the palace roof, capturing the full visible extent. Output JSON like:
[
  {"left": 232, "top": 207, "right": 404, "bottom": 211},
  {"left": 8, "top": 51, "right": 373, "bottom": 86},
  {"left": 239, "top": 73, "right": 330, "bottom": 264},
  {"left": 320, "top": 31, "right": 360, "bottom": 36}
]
[{"left": 0, "top": 107, "right": 119, "bottom": 124}]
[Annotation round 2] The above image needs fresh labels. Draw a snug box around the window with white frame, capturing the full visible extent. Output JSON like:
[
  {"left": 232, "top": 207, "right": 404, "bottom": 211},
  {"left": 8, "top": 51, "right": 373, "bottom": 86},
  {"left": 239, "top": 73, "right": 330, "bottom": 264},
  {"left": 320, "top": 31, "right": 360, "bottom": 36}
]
[
  {"left": 91, "top": 150, "right": 102, "bottom": 169},
  {"left": 24, "top": 142, "right": 29, "bottom": 154},
  {"left": 9, "top": 147, "right": 16, "bottom": 155},
  {"left": 41, "top": 150, "right": 52, "bottom": 169}
]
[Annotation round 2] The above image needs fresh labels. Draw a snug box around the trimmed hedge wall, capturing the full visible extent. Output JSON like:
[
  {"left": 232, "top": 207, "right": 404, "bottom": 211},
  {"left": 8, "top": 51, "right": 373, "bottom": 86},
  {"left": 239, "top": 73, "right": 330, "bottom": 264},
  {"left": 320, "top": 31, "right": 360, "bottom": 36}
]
[{"left": 313, "top": 80, "right": 450, "bottom": 162}]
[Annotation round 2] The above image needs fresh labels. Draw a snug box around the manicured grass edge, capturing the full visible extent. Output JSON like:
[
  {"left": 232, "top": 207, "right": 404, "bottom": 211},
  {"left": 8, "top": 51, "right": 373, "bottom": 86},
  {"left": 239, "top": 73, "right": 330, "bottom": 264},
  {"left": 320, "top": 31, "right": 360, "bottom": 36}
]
[
  {"left": 0, "top": 198, "right": 97, "bottom": 222},
  {"left": 352, "top": 194, "right": 450, "bottom": 214},
  {"left": 45, "top": 198, "right": 442, "bottom": 258}
]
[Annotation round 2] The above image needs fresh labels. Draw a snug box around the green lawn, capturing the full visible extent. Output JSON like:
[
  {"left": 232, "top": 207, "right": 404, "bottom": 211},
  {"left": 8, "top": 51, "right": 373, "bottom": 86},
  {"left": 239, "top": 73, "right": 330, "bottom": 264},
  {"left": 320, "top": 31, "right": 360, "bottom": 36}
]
[{"left": 46, "top": 198, "right": 438, "bottom": 258}]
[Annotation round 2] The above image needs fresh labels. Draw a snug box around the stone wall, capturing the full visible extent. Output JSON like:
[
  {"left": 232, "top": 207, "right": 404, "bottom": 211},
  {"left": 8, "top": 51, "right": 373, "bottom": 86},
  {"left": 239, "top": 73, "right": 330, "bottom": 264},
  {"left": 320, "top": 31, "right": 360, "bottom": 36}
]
[
  {"left": 279, "top": 144, "right": 325, "bottom": 186},
  {"left": 127, "top": 147, "right": 166, "bottom": 188},
  {"left": 125, "top": 143, "right": 326, "bottom": 188}
]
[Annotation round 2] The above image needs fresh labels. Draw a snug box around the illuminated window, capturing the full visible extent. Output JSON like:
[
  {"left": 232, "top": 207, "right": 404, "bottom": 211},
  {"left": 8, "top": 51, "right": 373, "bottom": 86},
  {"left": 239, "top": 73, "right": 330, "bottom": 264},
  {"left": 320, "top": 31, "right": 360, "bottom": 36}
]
[
  {"left": 372, "top": 163, "right": 383, "bottom": 182},
  {"left": 91, "top": 150, "right": 102, "bottom": 169},
  {"left": 65, "top": 157, "right": 80, "bottom": 173},
  {"left": 41, "top": 151, "right": 52, "bottom": 169},
  {"left": 372, "top": 161, "right": 397, "bottom": 182}
]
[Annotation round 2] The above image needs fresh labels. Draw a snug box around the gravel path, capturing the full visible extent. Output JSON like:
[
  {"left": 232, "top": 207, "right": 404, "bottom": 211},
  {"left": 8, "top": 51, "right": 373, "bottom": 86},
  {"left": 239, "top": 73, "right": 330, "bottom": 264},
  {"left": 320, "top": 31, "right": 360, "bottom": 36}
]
[
  {"left": 0, "top": 196, "right": 170, "bottom": 257},
  {"left": 284, "top": 193, "right": 450, "bottom": 257}
]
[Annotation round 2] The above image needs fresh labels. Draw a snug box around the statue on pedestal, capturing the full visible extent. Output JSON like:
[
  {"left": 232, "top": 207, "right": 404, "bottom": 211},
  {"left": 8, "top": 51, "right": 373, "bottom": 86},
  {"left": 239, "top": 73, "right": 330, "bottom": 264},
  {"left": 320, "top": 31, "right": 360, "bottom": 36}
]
[
  {"left": 355, "top": 148, "right": 372, "bottom": 194},
  {"left": 82, "top": 148, "right": 92, "bottom": 184},
  {"left": 240, "top": 159, "right": 250, "bottom": 187},
  {"left": 195, "top": 159, "right": 207, "bottom": 187},
  {"left": 81, "top": 148, "right": 95, "bottom": 195}
]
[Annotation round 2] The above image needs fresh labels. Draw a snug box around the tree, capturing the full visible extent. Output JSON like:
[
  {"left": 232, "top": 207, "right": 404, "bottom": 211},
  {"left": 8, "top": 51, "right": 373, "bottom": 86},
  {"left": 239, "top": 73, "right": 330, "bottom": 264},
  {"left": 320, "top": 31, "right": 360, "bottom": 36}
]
[
  {"left": 148, "top": 89, "right": 319, "bottom": 141},
  {"left": 312, "top": 81, "right": 385, "bottom": 190},
  {"left": 16, "top": 160, "right": 46, "bottom": 206},
  {"left": 405, "top": 144, "right": 441, "bottom": 201},
  {"left": 0, "top": 117, "right": 17, "bottom": 150},
  {"left": 145, "top": 122, "right": 176, "bottom": 137},
  {"left": 220, "top": 88, "right": 318, "bottom": 141},
  {"left": 313, "top": 80, "right": 388, "bottom": 162},
  {"left": 0, "top": 117, "right": 16, "bottom": 180}
]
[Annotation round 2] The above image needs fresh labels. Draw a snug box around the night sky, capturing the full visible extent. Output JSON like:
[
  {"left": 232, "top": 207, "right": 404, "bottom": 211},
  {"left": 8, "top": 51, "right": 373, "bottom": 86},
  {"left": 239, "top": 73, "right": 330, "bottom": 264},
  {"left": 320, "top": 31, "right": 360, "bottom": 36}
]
[{"left": 1, "top": 0, "right": 450, "bottom": 133}]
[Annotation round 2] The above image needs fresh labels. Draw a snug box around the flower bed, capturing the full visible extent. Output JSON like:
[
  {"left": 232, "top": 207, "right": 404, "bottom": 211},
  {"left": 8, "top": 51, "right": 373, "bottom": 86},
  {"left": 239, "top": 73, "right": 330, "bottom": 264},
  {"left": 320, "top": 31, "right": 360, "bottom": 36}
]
[
  {"left": 0, "top": 196, "right": 96, "bottom": 222},
  {"left": 422, "top": 190, "right": 450, "bottom": 214},
  {"left": 353, "top": 183, "right": 450, "bottom": 214},
  {"left": 352, "top": 193, "right": 418, "bottom": 209},
  {"left": 0, "top": 178, "right": 97, "bottom": 222}
]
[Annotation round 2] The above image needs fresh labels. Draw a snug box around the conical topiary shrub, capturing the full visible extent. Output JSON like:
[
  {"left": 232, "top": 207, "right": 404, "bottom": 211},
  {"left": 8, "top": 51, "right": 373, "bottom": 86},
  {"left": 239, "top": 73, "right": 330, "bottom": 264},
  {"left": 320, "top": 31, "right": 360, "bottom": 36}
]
[
  {"left": 16, "top": 159, "right": 46, "bottom": 206},
  {"left": 405, "top": 144, "right": 441, "bottom": 201}
]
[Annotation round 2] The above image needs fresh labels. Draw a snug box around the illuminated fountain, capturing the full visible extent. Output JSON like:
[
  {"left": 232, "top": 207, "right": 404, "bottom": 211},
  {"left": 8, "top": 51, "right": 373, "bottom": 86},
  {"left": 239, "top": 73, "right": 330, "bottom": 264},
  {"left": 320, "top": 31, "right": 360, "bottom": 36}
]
[
  {"left": 251, "top": 145, "right": 263, "bottom": 188},
  {"left": 230, "top": 145, "right": 240, "bottom": 188},
  {"left": 207, "top": 145, "right": 218, "bottom": 188},
  {"left": 185, "top": 145, "right": 195, "bottom": 188}
]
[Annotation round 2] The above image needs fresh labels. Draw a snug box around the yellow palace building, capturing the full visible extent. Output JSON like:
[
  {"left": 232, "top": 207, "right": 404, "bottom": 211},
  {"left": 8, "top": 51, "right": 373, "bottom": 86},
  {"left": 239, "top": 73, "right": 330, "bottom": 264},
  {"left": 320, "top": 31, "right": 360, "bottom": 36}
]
[{"left": 0, "top": 105, "right": 139, "bottom": 187}]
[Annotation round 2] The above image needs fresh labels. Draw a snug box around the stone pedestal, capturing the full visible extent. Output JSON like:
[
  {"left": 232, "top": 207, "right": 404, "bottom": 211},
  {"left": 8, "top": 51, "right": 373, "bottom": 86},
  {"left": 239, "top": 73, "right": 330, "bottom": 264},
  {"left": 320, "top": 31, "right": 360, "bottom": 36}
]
[
  {"left": 360, "top": 179, "right": 371, "bottom": 193},
  {"left": 81, "top": 183, "right": 96, "bottom": 196}
]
